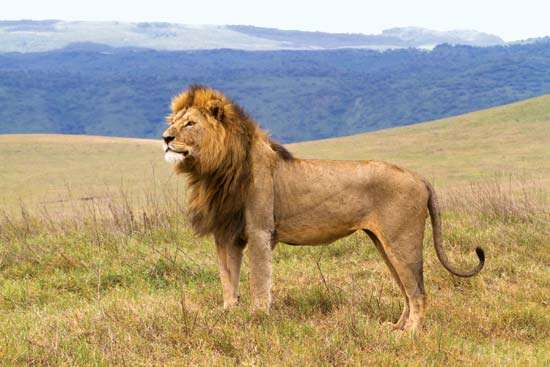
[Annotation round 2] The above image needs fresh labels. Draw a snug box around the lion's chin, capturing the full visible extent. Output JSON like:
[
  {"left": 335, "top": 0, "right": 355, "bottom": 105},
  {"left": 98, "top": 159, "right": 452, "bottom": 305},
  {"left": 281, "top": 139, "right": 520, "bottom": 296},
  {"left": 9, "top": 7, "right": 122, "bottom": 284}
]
[{"left": 164, "top": 150, "right": 185, "bottom": 164}]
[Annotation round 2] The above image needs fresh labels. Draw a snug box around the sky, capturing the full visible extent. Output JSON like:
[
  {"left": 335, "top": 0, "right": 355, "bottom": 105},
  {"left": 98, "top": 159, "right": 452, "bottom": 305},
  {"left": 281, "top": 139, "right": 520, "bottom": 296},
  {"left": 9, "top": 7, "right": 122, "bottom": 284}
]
[{"left": 2, "top": 0, "right": 549, "bottom": 42}]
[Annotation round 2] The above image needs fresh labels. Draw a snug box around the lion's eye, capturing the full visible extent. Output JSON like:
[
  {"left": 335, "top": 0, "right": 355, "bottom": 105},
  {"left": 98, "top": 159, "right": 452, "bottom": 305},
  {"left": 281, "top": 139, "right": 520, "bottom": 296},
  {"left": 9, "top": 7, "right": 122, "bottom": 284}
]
[{"left": 185, "top": 121, "right": 195, "bottom": 128}]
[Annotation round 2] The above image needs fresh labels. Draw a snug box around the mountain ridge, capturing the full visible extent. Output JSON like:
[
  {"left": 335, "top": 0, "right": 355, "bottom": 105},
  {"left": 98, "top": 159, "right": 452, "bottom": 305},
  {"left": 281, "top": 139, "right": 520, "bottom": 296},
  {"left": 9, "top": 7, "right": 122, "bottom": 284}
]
[{"left": 0, "top": 20, "right": 506, "bottom": 53}]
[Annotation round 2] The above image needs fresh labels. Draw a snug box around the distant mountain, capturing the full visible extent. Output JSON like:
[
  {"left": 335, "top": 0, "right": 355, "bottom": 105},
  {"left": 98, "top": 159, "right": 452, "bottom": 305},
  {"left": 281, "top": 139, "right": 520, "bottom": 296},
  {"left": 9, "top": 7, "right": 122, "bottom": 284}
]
[
  {"left": 380, "top": 27, "right": 504, "bottom": 48},
  {"left": 1, "top": 42, "right": 549, "bottom": 142},
  {"left": 228, "top": 25, "right": 505, "bottom": 49},
  {"left": 0, "top": 20, "right": 505, "bottom": 53}
]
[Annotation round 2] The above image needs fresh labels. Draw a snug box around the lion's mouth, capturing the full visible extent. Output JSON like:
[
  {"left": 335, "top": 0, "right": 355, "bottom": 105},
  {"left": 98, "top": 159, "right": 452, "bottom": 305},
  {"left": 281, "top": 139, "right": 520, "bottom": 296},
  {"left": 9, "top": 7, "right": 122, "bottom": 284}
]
[{"left": 164, "top": 144, "right": 189, "bottom": 155}]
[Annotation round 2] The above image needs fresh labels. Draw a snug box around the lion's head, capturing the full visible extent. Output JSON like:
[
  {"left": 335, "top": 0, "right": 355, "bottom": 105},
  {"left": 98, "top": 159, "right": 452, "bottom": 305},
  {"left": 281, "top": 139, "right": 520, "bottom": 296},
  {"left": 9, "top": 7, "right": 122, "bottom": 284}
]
[{"left": 163, "top": 85, "right": 256, "bottom": 175}]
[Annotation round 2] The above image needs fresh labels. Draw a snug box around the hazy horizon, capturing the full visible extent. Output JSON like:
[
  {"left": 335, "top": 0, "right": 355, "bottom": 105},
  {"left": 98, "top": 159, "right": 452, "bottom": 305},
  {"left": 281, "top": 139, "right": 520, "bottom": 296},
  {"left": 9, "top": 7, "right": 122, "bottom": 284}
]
[
  {"left": 2, "top": 0, "right": 549, "bottom": 42},
  {"left": 0, "top": 18, "right": 528, "bottom": 40}
]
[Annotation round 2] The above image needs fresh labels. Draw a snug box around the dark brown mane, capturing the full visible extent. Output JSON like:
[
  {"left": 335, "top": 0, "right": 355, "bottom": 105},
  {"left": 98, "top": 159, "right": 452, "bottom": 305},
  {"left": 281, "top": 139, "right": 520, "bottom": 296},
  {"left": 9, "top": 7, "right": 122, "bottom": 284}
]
[
  {"left": 270, "top": 140, "right": 294, "bottom": 161},
  {"left": 172, "top": 85, "right": 255, "bottom": 243},
  {"left": 185, "top": 156, "right": 252, "bottom": 244}
]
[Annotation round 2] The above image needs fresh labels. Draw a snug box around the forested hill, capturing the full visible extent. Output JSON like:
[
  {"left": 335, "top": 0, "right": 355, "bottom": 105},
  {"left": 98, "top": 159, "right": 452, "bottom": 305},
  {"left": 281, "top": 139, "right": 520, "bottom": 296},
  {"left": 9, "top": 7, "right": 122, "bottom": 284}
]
[{"left": 1, "top": 41, "right": 550, "bottom": 142}]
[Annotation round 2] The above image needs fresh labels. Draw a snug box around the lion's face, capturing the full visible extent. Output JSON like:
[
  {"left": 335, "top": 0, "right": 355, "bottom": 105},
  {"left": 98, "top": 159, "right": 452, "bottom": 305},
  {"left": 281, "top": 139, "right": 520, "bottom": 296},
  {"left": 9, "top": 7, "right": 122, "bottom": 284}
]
[{"left": 162, "top": 106, "right": 225, "bottom": 172}]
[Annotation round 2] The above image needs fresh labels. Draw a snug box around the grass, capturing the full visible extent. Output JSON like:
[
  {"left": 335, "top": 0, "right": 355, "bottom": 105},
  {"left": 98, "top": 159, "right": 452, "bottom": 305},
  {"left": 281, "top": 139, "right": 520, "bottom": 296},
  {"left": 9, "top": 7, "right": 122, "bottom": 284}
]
[
  {"left": 1, "top": 96, "right": 550, "bottom": 365},
  {"left": 0, "top": 134, "right": 168, "bottom": 210}
]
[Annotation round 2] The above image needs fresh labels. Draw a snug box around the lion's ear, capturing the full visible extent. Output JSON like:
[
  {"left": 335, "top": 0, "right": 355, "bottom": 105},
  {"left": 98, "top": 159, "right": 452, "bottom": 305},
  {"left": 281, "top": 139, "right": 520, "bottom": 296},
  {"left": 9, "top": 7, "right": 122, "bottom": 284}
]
[{"left": 207, "top": 100, "right": 224, "bottom": 121}]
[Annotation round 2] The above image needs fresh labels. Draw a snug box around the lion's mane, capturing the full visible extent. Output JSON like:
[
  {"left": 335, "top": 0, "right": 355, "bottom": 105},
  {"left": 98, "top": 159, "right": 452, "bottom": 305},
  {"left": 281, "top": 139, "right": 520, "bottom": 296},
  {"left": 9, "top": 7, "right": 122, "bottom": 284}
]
[{"left": 170, "top": 85, "right": 291, "bottom": 243}]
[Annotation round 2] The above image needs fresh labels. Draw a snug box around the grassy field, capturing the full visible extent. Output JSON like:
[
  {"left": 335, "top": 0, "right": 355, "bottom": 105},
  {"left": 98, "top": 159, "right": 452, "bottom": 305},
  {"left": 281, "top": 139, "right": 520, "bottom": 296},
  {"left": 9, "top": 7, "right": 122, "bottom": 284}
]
[
  {"left": 0, "top": 96, "right": 549, "bottom": 365},
  {"left": 0, "top": 134, "right": 168, "bottom": 210}
]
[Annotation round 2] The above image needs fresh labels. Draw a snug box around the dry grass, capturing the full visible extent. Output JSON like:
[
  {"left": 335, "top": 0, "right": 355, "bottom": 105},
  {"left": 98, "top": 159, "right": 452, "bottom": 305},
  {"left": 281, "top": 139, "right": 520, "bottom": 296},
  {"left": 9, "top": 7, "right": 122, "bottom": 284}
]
[
  {"left": 1, "top": 176, "right": 548, "bottom": 366},
  {"left": 0, "top": 177, "right": 184, "bottom": 243},
  {"left": 0, "top": 134, "right": 168, "bottom": 210},
  {"left": 442, "top": 174, "right": 549, "bottom": 224}
]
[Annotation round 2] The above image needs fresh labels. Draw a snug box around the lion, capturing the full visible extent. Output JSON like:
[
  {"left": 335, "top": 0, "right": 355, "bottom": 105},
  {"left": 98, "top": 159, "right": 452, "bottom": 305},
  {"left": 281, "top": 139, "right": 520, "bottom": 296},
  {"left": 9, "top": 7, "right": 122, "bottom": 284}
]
[{"left": 162, "top": 85, "right": 485, "bottom": 332}]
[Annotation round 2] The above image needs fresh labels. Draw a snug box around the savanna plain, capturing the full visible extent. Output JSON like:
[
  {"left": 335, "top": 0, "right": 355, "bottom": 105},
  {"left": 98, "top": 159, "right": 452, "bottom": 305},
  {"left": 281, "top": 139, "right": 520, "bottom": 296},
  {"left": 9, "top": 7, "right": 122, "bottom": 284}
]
[{"left": 0, "top": 96, "right": 549, "bottom": 366}]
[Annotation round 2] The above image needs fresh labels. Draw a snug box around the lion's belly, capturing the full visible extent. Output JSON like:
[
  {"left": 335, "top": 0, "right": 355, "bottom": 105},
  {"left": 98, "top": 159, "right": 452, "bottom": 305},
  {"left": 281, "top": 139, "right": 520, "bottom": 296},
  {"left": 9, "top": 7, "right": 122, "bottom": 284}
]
[
  {"left": 276, "top": 223, "right": 357, "bottom": 246},
  {"left": 274, "top": 200, "right": 367, "bottom": 245}
]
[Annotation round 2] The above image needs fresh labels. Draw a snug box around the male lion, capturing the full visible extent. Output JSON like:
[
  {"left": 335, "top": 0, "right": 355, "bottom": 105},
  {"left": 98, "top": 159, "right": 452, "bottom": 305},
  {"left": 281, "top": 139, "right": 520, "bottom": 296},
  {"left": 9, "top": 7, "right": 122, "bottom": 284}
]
[{"left": 162, "top": 85, "right": 485, "bottom": 332}]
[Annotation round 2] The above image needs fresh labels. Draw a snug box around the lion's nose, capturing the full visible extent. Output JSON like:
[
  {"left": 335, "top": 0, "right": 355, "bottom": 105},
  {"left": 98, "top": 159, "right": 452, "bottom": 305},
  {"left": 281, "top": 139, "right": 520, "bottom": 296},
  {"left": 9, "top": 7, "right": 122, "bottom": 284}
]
[{"left": 163, "top": 135, "right": 175, "bottom": 144}]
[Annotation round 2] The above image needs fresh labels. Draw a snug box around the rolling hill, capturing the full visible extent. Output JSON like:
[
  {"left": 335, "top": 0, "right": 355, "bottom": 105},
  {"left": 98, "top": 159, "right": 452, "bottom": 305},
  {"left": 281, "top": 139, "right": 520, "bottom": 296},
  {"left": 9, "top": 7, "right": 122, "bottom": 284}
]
[
  {"left": 290, "top": 94, "right": 550, "bottom": 186},
  {"left": 1, "top": 94, "right": 548, "bottom": 209}
]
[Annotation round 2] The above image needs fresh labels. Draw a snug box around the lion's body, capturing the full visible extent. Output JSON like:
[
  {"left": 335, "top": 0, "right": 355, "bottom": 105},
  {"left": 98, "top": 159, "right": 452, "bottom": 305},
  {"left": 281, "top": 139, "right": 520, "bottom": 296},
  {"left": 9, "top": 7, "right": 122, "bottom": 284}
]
[
  {"left": 273, "top": 159, "right": 427, "bottom": 246},
  {"left": 162, "top": 85, "right": 484, "bottom": 332}
]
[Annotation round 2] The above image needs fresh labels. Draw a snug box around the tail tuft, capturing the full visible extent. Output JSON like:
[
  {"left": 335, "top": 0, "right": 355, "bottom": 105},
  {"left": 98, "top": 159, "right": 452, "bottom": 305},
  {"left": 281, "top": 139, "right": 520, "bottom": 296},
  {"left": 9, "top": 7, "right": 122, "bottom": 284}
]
[{"left": 475, "top": 247, "right": 485, "bottom": 265}]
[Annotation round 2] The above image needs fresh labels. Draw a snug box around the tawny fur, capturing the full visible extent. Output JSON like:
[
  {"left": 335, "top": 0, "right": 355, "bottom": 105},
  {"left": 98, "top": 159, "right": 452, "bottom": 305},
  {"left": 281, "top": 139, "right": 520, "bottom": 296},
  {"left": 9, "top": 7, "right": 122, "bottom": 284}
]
[{"left": 162, "top": 85, "right": 485, "bottom": 332}]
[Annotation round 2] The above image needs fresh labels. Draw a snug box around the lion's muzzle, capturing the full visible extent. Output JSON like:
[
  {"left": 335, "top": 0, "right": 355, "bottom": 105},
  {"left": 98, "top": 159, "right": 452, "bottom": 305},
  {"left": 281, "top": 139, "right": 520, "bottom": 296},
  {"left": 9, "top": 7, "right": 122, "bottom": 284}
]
[{"left": 163, "top": 141, "right": 191, "bottom": 164}]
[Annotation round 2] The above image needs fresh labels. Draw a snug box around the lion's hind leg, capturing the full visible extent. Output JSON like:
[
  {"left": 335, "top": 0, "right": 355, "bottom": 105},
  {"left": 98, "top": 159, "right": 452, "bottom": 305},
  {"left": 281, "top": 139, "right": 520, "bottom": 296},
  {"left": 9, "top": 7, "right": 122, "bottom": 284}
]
[{"left": 364, "top": 227, "right": 426, "bottom": 332}]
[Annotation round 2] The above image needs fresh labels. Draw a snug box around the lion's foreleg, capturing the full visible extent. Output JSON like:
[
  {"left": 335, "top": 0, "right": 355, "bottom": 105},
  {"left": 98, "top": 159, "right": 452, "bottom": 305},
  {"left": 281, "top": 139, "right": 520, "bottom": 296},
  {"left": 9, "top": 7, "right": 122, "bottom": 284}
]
[
  {"left": 247, "top": 230, "right": 273, "bottom": 312},
  {"left": 244, "top": 165, "right": 275, "bottom": 312},
  {"left": 215, "top": 237, "right": 244, "bottom": 309}
]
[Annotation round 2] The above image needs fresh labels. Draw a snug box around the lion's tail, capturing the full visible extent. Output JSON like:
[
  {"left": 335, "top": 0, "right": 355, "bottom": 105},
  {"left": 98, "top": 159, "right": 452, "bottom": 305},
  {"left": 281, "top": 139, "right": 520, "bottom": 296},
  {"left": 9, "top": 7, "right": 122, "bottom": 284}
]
[{"left": 426, "top": 181, "right": 485, "bottom": 277}]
